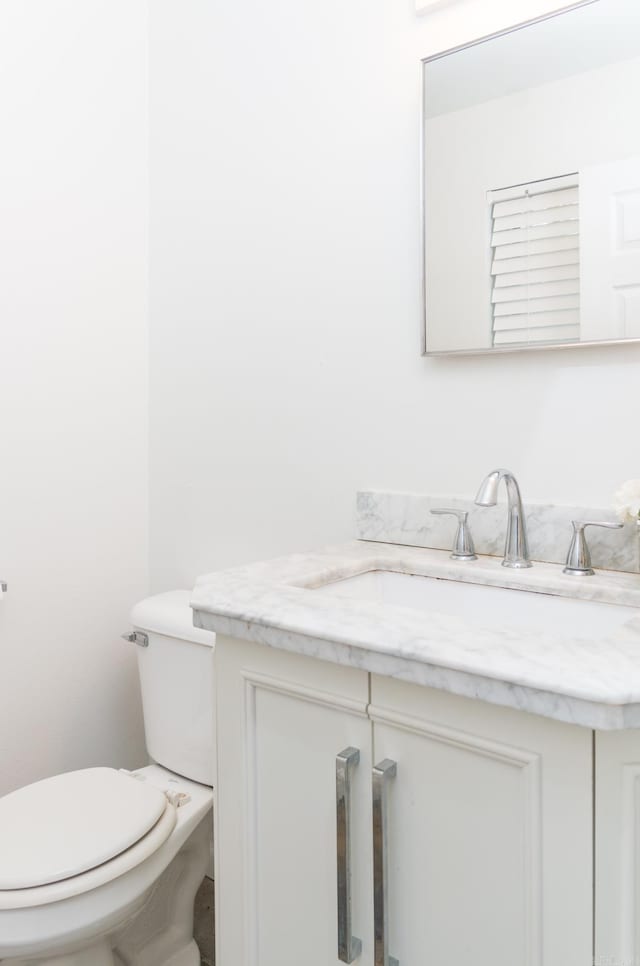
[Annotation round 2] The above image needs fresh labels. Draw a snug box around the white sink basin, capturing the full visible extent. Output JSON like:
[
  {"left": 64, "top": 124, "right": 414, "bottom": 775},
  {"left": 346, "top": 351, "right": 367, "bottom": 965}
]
[{"left": 315, "top": 570, "right": 635, "bottom": 639}]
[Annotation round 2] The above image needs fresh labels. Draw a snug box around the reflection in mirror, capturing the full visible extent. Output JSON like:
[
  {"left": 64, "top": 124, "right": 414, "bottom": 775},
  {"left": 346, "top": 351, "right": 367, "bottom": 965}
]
[{"left": 423, "top": 0, "right": 640, "bottom": 354}]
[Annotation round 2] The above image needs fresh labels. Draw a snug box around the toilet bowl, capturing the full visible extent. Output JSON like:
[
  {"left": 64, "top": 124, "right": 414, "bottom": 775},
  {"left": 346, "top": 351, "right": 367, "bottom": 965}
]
[{"left": 0, "top": 592, "right": 215, "bottom": 966}]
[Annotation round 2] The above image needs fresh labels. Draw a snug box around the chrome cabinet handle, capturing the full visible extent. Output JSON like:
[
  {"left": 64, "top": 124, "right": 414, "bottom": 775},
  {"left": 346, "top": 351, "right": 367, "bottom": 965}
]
[
  {"left": 336, "top": 748, "right": 362, "bottom": 963},
  {"left": 373, "top": 759, "right": 398, "bottom": 966}
]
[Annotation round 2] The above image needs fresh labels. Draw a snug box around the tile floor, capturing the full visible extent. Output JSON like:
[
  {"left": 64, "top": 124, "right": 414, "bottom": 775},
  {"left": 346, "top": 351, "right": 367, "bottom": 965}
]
[{"left": 194, "top": 876, "right": 215, "bottom": 966}]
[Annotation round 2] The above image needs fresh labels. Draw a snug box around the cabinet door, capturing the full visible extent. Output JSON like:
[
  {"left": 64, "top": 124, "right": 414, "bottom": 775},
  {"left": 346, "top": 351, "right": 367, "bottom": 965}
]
[
  {"left": 370, "top": 676, "right": 592, "bottom": 966},
  {"left": 214, "top": 635, "right": 373, "bottom": 966},
  {"left": 595, "top": 728, "right": 640, "bottom": 966}
]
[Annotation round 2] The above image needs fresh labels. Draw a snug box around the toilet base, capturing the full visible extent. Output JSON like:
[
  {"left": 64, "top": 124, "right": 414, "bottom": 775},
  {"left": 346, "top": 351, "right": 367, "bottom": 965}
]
[
  {"left": 113, "top": 816, "right": 210, "bottom": 966},
  {"left": 118, "top": 938, "right": 201, "bottom": 966},
  {"left": 4, "top": 940, "right": 116, "bottom": 966},
  {"left": 2, "top": 816, "right": 211, "bottom": 966}
]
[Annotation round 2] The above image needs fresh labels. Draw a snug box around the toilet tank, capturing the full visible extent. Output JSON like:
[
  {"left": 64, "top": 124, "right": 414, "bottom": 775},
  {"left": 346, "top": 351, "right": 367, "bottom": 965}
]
[{"left": 130, "top": 591, "right": 215, "bottom": 786}]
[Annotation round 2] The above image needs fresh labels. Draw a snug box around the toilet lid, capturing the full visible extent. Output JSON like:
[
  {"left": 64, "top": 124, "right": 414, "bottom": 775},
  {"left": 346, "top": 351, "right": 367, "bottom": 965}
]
[{"left": 0, "top": 767, "right": 169, "bottom": 890}]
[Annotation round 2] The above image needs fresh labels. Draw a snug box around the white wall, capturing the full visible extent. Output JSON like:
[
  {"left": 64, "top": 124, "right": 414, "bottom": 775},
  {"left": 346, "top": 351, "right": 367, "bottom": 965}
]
[
  {"left": 149, "top": 0, "right": 640, "bottom": 592},
  {"left": 0, "top": 0, "right": 148, "bottom": 796}
]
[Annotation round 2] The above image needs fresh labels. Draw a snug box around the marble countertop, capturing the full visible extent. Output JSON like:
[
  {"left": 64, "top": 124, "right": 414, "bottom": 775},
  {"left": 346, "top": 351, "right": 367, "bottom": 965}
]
[{"left": 191, "top": 541, "right": 640, "bottom": 730}]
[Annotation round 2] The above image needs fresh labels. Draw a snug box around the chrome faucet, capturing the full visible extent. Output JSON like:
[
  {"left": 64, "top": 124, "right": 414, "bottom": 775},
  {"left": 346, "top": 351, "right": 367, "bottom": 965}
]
[
  {"left": 475, "top": 468, "right": 532, "bottom": 569},
  {"left": 563, "top": 519, "right": 623, "bottom": 576}
]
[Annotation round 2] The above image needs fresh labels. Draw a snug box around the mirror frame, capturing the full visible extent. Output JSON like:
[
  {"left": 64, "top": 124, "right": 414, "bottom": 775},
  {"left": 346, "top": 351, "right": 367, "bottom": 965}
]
[{"left": 420, "top": 0, "right": 640, "bottom": 356}]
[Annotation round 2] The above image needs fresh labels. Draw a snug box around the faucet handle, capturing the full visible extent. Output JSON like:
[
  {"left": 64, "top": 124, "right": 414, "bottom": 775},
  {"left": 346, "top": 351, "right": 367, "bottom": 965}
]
[
  {"left": 430, "top": 508, "right": 477, "bottom": 561},
  {"left": 563, "top": 520, "right": 623, "bottom": 576}
]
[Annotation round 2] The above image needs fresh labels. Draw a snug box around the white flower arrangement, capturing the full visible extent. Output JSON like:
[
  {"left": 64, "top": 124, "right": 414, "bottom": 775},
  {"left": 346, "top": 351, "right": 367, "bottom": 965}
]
[{"left": 613, "top": 479, "right": 640, "bottom": 524}]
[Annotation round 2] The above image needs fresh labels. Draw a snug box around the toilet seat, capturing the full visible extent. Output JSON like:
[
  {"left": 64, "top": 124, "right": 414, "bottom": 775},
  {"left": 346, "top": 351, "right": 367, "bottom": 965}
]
[{"left": 0, "top": 767, "right": 177, "bottom": 910}]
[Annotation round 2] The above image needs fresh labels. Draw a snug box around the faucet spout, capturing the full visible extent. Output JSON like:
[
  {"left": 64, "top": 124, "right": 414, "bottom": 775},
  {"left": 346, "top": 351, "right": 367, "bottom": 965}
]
[{"left": 475, "top": 468, "right": 532, "bottom": 569}]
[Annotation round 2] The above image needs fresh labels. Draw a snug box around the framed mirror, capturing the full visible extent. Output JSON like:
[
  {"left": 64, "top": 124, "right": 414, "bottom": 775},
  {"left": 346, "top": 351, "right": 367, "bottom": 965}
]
[{"left": 422, "top": 0, "right": 640, "bottom": 355}]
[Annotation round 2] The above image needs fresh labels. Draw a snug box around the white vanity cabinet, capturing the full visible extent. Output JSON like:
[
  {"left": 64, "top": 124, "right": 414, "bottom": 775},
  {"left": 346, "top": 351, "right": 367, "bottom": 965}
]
[{"left": 213, "top": 635, "right": 593, "bottom": 966}]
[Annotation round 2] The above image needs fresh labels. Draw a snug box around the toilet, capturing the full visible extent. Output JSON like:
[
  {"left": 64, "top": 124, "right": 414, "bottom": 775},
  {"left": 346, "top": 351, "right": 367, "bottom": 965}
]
[{"left": 0, "top": 591, "right": 215, "bottom": 966}]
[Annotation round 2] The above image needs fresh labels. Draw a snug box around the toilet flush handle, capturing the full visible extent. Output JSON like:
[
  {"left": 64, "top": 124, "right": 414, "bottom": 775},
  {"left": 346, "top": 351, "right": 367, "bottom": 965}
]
[{"left": 122, "top": 631, "right": 149, "bottom": 648}]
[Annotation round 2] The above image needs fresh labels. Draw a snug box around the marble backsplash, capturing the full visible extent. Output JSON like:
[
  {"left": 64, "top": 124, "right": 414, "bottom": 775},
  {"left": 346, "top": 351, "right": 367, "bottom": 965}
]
[{"left": 356, "top": 490, "right": 639, "bottom": 574}]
